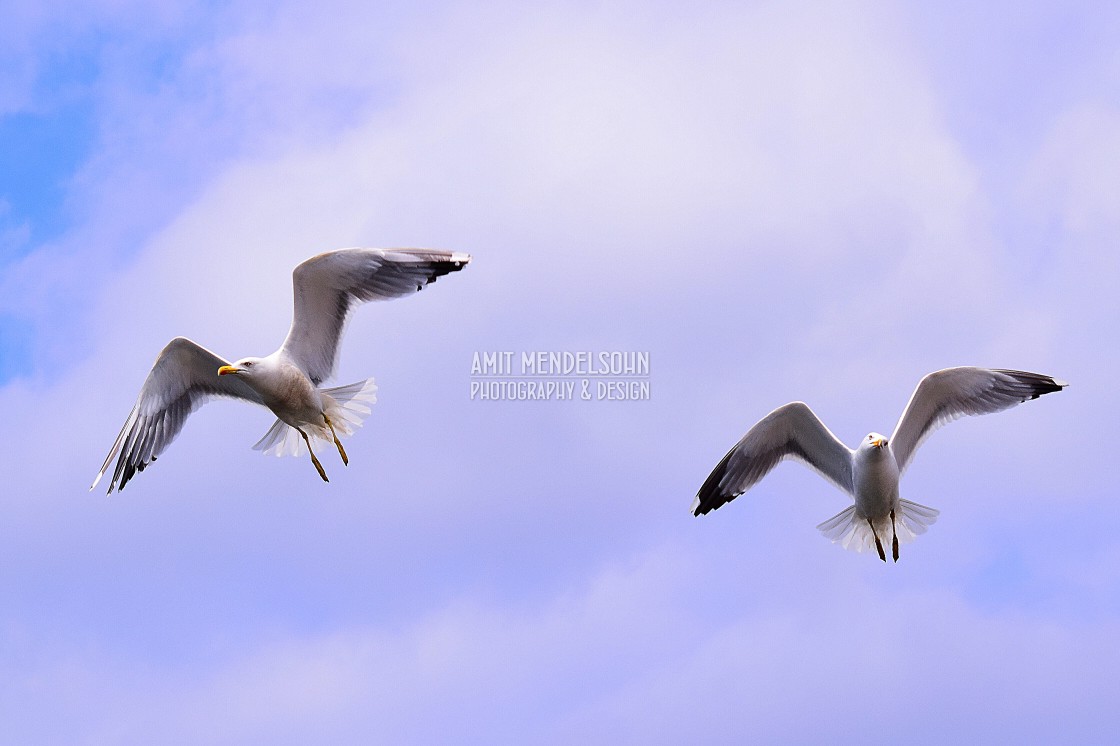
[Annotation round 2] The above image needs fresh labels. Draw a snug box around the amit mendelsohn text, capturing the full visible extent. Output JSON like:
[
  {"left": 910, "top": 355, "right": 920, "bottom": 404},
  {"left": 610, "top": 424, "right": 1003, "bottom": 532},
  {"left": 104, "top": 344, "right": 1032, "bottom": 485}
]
[{"left": 471, "top": 351, "right": 650, "bottom": 377}]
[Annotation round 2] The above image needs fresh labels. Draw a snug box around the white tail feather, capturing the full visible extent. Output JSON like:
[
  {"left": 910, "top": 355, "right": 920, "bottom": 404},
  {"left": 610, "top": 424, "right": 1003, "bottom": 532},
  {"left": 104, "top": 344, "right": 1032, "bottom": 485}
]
[
  {"left": 816, "top": 499, "right": 939, "bottom": 554},
  {"left": 252, "top": 378, "right": 378, "bottom": 457},
  {"left": 897, "top": 498, "right": 939, "bottom": 536}
]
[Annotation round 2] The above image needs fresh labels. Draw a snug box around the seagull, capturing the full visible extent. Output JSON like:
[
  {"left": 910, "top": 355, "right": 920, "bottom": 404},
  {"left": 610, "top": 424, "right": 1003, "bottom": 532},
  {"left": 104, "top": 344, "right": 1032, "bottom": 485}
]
[
  {"left": 92, "top": 247, "right": 471, "bottom": 493},
  {"left": 691, "top": 367, "right": 1067, "bottom": 561}
]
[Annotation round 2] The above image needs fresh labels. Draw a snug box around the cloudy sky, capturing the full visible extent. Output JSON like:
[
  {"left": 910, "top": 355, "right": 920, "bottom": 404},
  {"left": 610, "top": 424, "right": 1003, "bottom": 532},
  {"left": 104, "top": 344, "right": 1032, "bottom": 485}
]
[{"left": 2, "top": 1, "right": 1118, "bottom": 742}]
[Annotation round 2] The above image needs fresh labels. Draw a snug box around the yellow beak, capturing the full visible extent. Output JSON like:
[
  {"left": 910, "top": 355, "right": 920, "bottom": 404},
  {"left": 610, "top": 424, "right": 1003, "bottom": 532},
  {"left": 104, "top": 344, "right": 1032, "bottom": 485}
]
[
  {"left": 872, "top": 437, "right": 886, "bottom": 448},
  {"left": 217, "top": 365, "right": 240, "bottom": 376}
]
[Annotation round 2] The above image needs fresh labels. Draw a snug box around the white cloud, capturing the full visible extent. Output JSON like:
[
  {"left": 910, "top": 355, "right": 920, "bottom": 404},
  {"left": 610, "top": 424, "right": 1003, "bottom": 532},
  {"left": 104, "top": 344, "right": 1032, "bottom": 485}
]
[{"left": 8, "top": 539, "right": 1118, "bottom": 743}]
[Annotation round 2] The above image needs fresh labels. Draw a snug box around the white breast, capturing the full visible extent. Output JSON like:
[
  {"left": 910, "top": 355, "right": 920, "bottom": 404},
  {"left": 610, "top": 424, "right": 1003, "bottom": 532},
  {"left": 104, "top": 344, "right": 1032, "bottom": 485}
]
[
  {"left": 250, "top": 359, "right": 324, "bottom": 427},
  {"left": 852, "top": 446, "right": 900, "bottom": 519}
]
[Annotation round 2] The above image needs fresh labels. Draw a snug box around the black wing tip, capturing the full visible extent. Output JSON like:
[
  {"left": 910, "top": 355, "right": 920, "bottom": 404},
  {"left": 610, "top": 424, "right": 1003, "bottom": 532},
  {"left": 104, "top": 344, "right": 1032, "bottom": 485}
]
[
  {"left": 110, "top": 456, "right": 151, "bottom": 494},
  {"left": 693, "top": 469, "right": 724, "bottom": 517},
  {"left": 691, "top": 488, "right": 740, "bottom": 517},
  {"left": 691, "top": 495, "right": 715, "bottom": 517},
  {"left": 436, "top": 256, "right": 471, "bottom": 275},
  {"left": 691, "top": 491, "right": 711, "bottom": 516},
  {"left": 692, "top": 453, "right": 738, "bottom": 516},
  {"left": 993, "top": 369, "right": 1069, "bottom": 397},
  {"left": 420, "top": 255, "right": 472, "bottom": 289}
]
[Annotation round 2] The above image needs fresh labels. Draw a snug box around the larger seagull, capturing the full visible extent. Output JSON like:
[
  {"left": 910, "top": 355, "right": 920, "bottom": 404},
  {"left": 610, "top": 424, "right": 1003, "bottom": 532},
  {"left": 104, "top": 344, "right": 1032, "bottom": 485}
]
[
  {"left": 692, "top": 367, "right": 1066, "bottom": 561},
  {"left": 92, "top": 248, "right": 470, "bottom": 493}
]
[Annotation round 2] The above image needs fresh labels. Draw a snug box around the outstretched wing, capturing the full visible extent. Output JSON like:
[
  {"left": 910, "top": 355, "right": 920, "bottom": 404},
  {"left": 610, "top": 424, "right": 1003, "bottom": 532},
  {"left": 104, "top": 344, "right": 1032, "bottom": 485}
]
[
  {"left": 91, "top": 337, "right": 265, "bottom": 494},
  {"left": 889, "top": 367, "right": 1067, "bottom": 475},
  {"left": 692, "top": 402, "right": 854, "bottom": 516},
  {"left": 280, "top": 248, "right": 471, "bottom": 385}
]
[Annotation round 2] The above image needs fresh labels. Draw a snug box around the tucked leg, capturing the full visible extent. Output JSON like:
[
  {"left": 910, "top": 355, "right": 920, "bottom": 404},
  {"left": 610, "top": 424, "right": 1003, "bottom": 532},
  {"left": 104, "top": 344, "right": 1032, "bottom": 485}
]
[
  {"left": 323, "top": 414, "right": 348, "bottom": 466},
  {"left": 298, "top": 428, "right": 329, "bottom": 482},
  {"left": 868, "top": 517, "right": 886, "bottom": 562},
  {"left": 890, "top": 509, "right": 899, "bottom": 562}
]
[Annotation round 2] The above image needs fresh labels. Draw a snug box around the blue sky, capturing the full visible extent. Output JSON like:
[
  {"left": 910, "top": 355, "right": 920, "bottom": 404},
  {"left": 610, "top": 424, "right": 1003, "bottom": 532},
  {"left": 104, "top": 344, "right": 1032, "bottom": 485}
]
[{"left": 2, "top": 1, "right": 1119, "bottom": 742}]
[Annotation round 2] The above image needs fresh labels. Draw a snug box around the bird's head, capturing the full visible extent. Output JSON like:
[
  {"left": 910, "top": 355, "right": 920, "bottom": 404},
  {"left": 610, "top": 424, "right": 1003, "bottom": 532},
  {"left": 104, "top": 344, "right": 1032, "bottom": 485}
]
[
  {"left": 862, "top": 432, "right": 889, "bottom": 450},
  {"left": 217, "top": 357, "right": 264, "bottom": 378}
]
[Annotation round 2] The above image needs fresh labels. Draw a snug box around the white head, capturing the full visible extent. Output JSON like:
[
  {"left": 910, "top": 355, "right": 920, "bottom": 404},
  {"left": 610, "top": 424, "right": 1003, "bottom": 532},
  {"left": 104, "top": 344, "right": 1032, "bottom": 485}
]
[
  {"left": 861, "top": 432, "right": 889, "bottom": 451},
  {"left": 217, "top": 356, "right": 267, "bottom": 379}
]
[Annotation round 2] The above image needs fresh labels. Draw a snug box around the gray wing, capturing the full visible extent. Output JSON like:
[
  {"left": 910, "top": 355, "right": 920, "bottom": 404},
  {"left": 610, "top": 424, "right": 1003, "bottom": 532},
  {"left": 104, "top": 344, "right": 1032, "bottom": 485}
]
[
  {"left": 692, "top": 402, "right": 855, "bottom": 516},
  {"left": 889, "top": 367, "right": 1068, "bottom": 475},
  {"left": 280, "top": 248, "right": 471, "bottom": 385},
  {"left": 91, "top": 337, "right": 265, "bottom": 494}
]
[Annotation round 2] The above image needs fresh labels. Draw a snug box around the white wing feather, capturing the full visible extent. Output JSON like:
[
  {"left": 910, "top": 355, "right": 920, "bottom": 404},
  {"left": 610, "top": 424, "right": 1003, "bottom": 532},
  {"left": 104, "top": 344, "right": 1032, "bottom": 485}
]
[
  {"left": 90, "top": 337, "right": 265, "bottom": 493},
  {"left": 692, "top": 402, "right": 855, "bottom": 516},
  {"left": 280, "top": 248, "right": 471, "bottom": 385},
  {"left": 889, "top": 367, "right": 1067, "bottom": 475}
]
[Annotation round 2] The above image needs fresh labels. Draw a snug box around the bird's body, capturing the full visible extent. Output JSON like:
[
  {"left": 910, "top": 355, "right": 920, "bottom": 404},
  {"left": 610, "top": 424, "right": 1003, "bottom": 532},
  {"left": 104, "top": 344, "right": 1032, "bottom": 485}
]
[
  {"left": 852, "top": 435, "right": 898, "bottom": 522},
  {"left": 244, "top": 354, "right": 325, "bottom": 430},
  {"left": 92, "top": 247, "right": 470, "bottom": 493},
  {"left": 692, "top": 367, "right": 1067, "bottom": 561}
]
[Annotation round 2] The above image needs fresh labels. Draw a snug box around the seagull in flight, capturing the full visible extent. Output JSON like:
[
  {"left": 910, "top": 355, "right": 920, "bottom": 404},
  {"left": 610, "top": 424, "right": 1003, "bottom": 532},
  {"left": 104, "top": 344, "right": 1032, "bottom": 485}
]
[
  {"left": 691, "top": 367, "right": 1067, "bottom": 561},
  {"left": 92, "top": 248, "right": 471, "bottom": 493}
]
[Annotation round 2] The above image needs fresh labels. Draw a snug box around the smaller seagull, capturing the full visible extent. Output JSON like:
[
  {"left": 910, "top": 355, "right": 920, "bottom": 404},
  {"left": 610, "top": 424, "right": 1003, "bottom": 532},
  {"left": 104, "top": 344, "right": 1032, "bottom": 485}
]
[
  {"left": 92, "top": 247, "right": 471, "bottom": 493},
  {"left": 691, "top": 367, "right": 1067, "bottom": 561}
]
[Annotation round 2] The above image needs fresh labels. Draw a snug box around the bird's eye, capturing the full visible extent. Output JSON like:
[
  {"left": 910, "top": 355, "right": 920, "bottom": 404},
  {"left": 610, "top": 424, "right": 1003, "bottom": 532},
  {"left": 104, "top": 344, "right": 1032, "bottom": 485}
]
[{"left": 244, "top": 361, "right": 253, "bottom": 367}]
